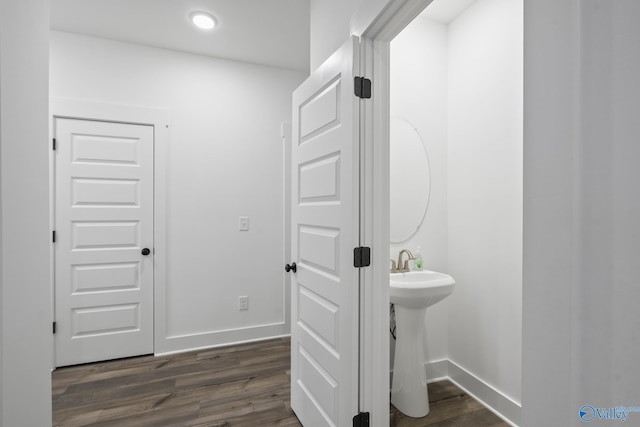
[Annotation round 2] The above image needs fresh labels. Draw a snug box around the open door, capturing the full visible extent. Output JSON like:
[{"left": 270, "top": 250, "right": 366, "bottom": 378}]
[{"left": 289, "top": 37, "right": 365, "bottom": 426}]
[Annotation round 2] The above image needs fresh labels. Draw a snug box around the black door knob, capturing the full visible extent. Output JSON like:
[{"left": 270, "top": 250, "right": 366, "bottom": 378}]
[
  {"left": 285, "top": 262, "right": 297, "bottom": 273},
  {"left": 141, "top": 248, "right": 151, "bottom": 256}
]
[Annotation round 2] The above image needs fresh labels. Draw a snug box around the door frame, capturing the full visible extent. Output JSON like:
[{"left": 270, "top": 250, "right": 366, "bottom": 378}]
[
  {"left": 50, "top": 98, "right": 170, "bottom": 366},
  {"left": 354, "top": 1, "right": 435, "bottom": 425}
]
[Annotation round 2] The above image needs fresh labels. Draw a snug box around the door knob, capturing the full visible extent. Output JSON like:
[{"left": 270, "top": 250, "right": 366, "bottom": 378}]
[
  {"left": 141, "top": 248, "right": 151, "bottom": 256},
  {"left": 285, "top": 262, "right": 297, "bottom": 273}
]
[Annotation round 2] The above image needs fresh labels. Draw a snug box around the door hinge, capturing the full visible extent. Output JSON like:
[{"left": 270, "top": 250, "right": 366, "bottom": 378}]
[
  {"left": 53, "top": 322, "right": 57, "bottom": 334},
  {"left": 354, "top": 76, "right": 372, "bottom": 99},
  {"left": 353, "top": 412, "right": 370, "bottom": 427},
  {"left": 52, "top": 230, "right": 56, "bottom": 243},
  {"left": 353, "top": 246, "right": 371, "bottom": 268},
  {"left": 52, "top": 138, "right": 57, "bottom": 150}
]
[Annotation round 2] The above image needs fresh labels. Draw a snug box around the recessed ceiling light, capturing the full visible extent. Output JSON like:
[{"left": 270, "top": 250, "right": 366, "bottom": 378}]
[{"left": 190, "top": 11, "right": 217, "bottom": 30}]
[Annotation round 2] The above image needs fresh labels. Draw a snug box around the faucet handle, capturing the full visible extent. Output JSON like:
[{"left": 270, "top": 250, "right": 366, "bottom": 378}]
[{"left": 390, "top": 259, "right": 397, "bottom": 272}]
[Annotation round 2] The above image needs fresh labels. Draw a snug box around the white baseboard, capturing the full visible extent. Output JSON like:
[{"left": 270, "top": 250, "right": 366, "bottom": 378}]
[
  {"left": 390, "top": 359, "right": 521, "bottom": 426},
  {"left": 424, "top": 359, "right": 521, "bottom": 426},
  {"left": 155, "top": 322, "right": 290, "bottom": 356},
  {"left": 425, "top": 359, "right": 449, "bottom": 382}
]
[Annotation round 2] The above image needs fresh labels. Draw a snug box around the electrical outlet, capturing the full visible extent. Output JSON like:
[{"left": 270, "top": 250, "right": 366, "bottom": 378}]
[
  {"left": 238, "top": 296, "right": 249, "bottom": 311},
  {"left": 239, "top": 216, "right": 250, "bottom": 231}
]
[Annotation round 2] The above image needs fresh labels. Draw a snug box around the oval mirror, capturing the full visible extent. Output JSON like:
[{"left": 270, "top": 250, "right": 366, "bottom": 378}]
[{"left": 389, "top": 116, "right": 431, "bottom": 243}]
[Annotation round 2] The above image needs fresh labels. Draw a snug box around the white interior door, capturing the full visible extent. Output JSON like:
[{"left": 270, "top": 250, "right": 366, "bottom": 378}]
[
  {"left": 290, "top": 37, "right": 362, "bottom": 426},
  {"left": 54, "top": 118, "right": 154, "bottom": 367}
]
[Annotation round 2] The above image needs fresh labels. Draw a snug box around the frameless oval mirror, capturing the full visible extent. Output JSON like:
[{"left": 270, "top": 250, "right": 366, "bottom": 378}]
[{"left": 390, "top": 116, "right": 431, "bottom": 243}]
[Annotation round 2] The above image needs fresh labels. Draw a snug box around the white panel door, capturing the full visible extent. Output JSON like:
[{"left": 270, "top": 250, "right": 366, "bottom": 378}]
[
  {"left": 290, "top": 37, "right": 361, "bottom": 426},
  {"left": 54, "top": 118, "right": 154, "bottom": 367}
]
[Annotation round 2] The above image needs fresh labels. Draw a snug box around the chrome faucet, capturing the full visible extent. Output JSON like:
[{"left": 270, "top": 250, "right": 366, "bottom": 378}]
[{"left": 394, "top": 249, "right": 414, "bottom": 273}]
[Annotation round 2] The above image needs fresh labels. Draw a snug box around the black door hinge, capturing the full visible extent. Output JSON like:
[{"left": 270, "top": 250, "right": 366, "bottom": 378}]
[
  {"left": 53, "top": 322, "right": 57, "bottom": 334},
  {"left": 52, "top": 230, "right": 56, "bottom": 243},
  {"left": 354, "top": 76, "right": 372, "bottom": 99},
  {"left": 353, "top": 247, "right": 371, "bottom": 268},
  {"left": 52, "top": 138, "right": 57, "bottom": 150},
  {"left": 353, "top": 412, "right": 370, "bottom": 427}
]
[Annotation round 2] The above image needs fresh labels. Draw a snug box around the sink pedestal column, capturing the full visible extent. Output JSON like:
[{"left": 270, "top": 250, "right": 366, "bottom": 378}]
[{"left": 391, "top": 305, "right": 429, "bottom": 417}]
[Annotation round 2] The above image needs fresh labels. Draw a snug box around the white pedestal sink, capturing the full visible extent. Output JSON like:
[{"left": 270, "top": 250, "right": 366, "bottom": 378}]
[{"left": 390, "top": 270, "right": 455, "bottom": 418}]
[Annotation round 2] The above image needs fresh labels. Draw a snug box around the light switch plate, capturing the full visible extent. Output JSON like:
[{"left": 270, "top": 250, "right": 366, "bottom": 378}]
[{"left": 239, "top": 216, "right": 249, "bottom": 231}]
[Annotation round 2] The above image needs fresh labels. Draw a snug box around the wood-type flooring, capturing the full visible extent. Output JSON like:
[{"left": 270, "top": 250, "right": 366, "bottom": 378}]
[{"left": 52, "top": 337, "right": 509, "bottom": 427}]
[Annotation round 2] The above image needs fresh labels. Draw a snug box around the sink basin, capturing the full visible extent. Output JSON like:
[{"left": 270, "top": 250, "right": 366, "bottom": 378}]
[
  {"left": 390, "top": 270, "right": 455, "bottom": 310},
  {"left": 390, "top": 270, "right": 455, "bottom": 418}
]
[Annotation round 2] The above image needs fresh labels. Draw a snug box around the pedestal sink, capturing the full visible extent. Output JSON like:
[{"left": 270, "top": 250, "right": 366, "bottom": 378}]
[{"left": 390, "top": 270, "right": 455, "bottom": 418}]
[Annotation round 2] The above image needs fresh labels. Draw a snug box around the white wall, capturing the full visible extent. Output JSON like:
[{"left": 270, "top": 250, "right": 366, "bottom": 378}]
[
  {"left": 523, "top": 1, "right": 640, "bottom": 425},
  {"left": 309, "top": 0, "right": 357, "bottom": 70},
  {"left": 0, "top": 0, "right": 53, "bottom": 425},
  {"left": 520, "top": 0, "right": 582, "bottom": 423},
  {"left": 390, "top": 16, "right": 449, "bottom": 363},
  {"left": 578, "top": 0, "right": 640, "bottom": 409},
  {"left": 447, "top": 0, "right": 523, "bottom": 404},
  {"left": 309, "top": 0, "right": 397, "bottom": 69},
  {"left": 50, "top": 31, "right": 307, "bottom": 353}
]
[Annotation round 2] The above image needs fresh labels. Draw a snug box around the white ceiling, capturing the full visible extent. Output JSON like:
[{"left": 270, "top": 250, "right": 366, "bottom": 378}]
[
  {"left": 50, "top": 0, "right": 310, "bottom": 72},
  {"left": 421, "top": 0, "right": 477, "bottom": 24}
]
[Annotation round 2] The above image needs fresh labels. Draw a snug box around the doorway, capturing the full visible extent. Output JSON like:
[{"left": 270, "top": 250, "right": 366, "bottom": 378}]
[
  {"left": 357, "top": 0, "right": 523, "bottom": 425},
  {"left": 51, "top": 99, "right": 169, "bottom": 368}
]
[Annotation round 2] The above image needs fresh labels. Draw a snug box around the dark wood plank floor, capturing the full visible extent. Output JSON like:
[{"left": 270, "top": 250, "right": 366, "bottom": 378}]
[
  {"left": 390, "top": 381, "right": 510, "bottom": 427},
  {"left": 53, "top": 337, "right": 509, "bottom": 427}
]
